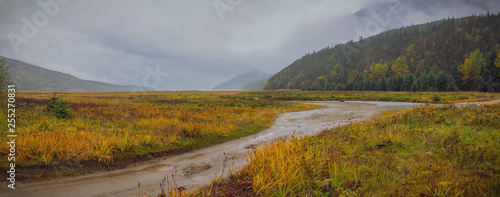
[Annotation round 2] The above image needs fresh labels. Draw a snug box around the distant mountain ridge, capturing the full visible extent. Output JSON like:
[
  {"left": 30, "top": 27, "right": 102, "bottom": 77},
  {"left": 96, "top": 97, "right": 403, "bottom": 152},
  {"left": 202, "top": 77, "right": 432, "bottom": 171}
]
[
  {"left": 213, "top": 71, "right": 273, "bottom": 90},
  {"left": 2, "top": 56, "right": 151, "bottom": 92}
]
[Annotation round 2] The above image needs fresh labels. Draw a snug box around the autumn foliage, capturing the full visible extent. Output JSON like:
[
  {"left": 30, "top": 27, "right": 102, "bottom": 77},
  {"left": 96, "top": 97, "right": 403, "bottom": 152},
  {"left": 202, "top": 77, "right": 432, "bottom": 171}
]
[{"left": 459, "top": 49, "right": 486, "bottom": 90}]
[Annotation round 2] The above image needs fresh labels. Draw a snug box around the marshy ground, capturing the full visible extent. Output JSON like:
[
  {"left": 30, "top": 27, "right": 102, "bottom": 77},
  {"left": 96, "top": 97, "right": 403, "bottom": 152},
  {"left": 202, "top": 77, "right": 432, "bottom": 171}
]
[{"left": 0, "top": 91, "right": 497, "bottom": 196}]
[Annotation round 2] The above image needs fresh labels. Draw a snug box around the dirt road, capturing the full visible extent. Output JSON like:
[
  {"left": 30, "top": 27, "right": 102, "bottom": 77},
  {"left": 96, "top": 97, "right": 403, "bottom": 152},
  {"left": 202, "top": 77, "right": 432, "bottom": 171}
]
[{"left": 1, "top": 101, "right": 425, "bottom": 197}]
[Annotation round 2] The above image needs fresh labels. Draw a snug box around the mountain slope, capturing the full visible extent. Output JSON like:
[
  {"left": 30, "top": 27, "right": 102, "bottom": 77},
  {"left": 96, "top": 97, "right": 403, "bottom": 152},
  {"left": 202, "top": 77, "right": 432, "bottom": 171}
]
[
  {"left": 266, "top": 13, "right": 500, "bottom": 92},
  {"left": 2, "top": 56, "right": 150, "bottom": 91},
  {"left": 242, "top": 78, "right": 270, "bottom": 90},
  {"left": 213, "top": 71, "right": 273, "bottom": 90}
]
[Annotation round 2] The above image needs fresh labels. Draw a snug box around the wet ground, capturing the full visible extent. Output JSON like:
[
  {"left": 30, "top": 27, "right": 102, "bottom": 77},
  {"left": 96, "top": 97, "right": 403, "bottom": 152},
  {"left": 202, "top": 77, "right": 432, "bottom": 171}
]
[{"left": 0, "top": 101, "right": 429, "bottom": 197}]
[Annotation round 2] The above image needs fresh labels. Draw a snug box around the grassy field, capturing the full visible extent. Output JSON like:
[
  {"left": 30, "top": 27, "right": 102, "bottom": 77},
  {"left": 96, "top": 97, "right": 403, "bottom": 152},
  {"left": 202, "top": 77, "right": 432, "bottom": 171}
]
[
  {"left": 232, "top": 90, "right": 496, "bottom": 103},
  {"left": 0, "top": 91, "right": 315, "bottom": 181},
  {"left": 197, "top": 102, "right": 500, "bottom": 196},
  {"left": 0, "top": 90, "right": 496, "bottom": 183}
]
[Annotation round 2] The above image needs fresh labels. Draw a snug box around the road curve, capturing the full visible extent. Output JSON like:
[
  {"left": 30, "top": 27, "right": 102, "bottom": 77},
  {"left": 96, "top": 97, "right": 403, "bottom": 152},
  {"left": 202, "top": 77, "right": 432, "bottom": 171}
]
[{"left": 2, "top": 101, "right": 425, "bottom": 197}]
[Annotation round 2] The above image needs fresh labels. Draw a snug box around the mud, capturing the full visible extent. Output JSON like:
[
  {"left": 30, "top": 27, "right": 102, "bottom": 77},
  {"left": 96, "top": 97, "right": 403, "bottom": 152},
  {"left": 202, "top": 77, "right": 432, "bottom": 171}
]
[{"left": 0, "top": 101, "right": 430, "bottom": 197}]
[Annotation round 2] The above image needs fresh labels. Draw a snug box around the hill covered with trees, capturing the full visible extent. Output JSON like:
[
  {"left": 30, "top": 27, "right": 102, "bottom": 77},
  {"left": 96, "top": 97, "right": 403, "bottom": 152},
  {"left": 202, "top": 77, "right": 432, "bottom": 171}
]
[{"left": 266, "top": 13, "right": 500, "bottom": 92}]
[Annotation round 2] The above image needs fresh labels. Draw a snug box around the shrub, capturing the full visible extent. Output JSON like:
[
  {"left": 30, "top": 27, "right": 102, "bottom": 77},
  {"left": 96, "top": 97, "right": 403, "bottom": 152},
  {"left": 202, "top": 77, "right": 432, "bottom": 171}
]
[{"left": 433, "top": 94, "right": 444, "bottom": 102}]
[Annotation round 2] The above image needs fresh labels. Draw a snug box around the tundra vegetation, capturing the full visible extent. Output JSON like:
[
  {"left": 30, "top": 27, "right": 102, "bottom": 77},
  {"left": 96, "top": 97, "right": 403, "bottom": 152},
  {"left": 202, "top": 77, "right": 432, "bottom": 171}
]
[
  {"left": 0, "top": 91, "right": 316, "bottom": 180},
  {"left": 194, "top": 100, "right": 500, "bottom": 197},
  {"left": 0, "top": 91, "right": 495, "bottom": 186}
]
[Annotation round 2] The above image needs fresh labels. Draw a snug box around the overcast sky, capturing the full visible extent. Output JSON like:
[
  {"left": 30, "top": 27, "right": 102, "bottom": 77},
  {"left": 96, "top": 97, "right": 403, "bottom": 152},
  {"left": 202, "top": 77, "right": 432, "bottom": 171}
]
[{"left": 0, "top": 0, "right": 499, "bottom": 90}]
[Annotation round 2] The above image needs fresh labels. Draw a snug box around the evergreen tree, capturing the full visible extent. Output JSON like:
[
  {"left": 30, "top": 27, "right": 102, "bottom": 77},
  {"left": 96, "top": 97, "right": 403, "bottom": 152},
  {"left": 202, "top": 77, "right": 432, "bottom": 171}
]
[
  {"left": 0, "top": 57, "right": 12, "bottom": 107},
  {"left": 410, "top": 78, "right": 420, "bottom": 91},
  {"left": 476, "top": 49, "right": 500, "bottom": 92},
  {"left": 475, "top": 66, "right": 494, "bottom": 92},
  {"left": 435, "top": 72, "right": 449, "bottom": 91},
  {"left": 363, "top": 78, "right": 375, "bottom": 91},
  {"left": 495, "top": 49, "right": 500, "bottom": 76},
  {"left": 401, "top": 74, "right": 415, "bottom": 91},
  {"left": 392, "top": 76, "right": 404, "bottom": 91},
  {"left": 325, "top": 82, "right": 336, "bottom": 91},
  {"left": 386, "top": 77, "right": 395, "bottom": 91},
  {"left": 336, "top": 83, "right": 345, "bottom": 91},
  {"left": 47, "top": 92, "right": 73, "bottom": 119},
  {"left": 428, "top": 72, "right": 438, "bottom": 91},
  {"left": 446, "top": 81, "right": 460, "bottom": 92},
  {"left": 376, "top": 79, "right": 387, "bottom": 91}
]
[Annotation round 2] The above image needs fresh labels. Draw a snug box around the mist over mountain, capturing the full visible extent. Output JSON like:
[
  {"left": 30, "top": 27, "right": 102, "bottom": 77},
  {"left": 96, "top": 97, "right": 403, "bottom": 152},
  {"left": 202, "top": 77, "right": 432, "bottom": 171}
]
[
  {"left": 1, "top": 1, "right": 497, "bottom": 90},
  {"left": 213, "top": 71, "right": 273, "bottom": 90},
  {"left": 2, "top": 56, "right": 151, "bottom": 91}
]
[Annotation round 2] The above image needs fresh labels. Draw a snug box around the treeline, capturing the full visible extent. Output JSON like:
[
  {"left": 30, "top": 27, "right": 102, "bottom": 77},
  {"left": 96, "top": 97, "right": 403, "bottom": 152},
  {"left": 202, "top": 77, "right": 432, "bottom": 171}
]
[
  {"left": 308, "top": 71, "right": 459, "bottom": 92},
  {"left": 266, "top": 13, "right": 500, "bottom": 92}
]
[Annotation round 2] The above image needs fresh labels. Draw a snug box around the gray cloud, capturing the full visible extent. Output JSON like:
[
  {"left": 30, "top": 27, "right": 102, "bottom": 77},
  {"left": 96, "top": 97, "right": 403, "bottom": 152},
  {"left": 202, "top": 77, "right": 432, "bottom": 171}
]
[{"left": 0, "top": 0, "right": 499, "bottom": 90}]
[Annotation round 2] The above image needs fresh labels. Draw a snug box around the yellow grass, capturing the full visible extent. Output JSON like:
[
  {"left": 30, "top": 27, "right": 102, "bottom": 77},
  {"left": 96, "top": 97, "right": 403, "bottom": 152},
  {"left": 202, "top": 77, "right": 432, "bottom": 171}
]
[
  {"left": 0, "top": 91, "right": 316, "bottom": 180},
  {"left": 195, "top": 102, "right": 500, "bottom": 196}
]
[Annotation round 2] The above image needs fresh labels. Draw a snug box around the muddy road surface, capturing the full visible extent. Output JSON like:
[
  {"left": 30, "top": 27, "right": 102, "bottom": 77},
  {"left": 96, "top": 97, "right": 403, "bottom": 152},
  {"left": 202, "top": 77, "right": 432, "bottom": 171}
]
[{"left": 2, "top": 101, "right": 424, "bottom": 197}]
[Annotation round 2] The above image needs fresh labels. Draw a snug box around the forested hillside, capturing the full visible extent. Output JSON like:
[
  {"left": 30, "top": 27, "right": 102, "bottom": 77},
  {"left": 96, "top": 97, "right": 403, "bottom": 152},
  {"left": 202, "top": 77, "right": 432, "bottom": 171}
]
[{"left": 266, "top": 13, "right": 500, "bottom": 92}]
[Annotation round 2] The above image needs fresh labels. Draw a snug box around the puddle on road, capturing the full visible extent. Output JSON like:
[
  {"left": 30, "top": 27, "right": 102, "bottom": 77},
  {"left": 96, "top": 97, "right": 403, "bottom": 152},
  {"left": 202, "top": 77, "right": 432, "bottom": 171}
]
[
  {"left": 143, "top": 164, "right": 174, "bottom": 172},
  {"left": 182, "top": 163, "right": 212, "bottom": 176},
  {"left": 180, "top": 153, "right": 207, "bottom": 160}
]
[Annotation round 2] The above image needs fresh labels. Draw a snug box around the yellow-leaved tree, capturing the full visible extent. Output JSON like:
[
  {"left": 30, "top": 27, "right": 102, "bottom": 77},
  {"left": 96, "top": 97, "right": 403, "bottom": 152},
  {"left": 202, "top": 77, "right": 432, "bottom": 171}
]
[
  {"left": 369, "top": 63, "right": 389, "bottom": 79},
  {"left": 459, "top": 49, "right": 485, "bottom": 90},
  {"left": 316, "top": 76, "right": 327, "bottom": 88},
  {"left": 391, "top": 56, "right": 409, "bottom": 77}
]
